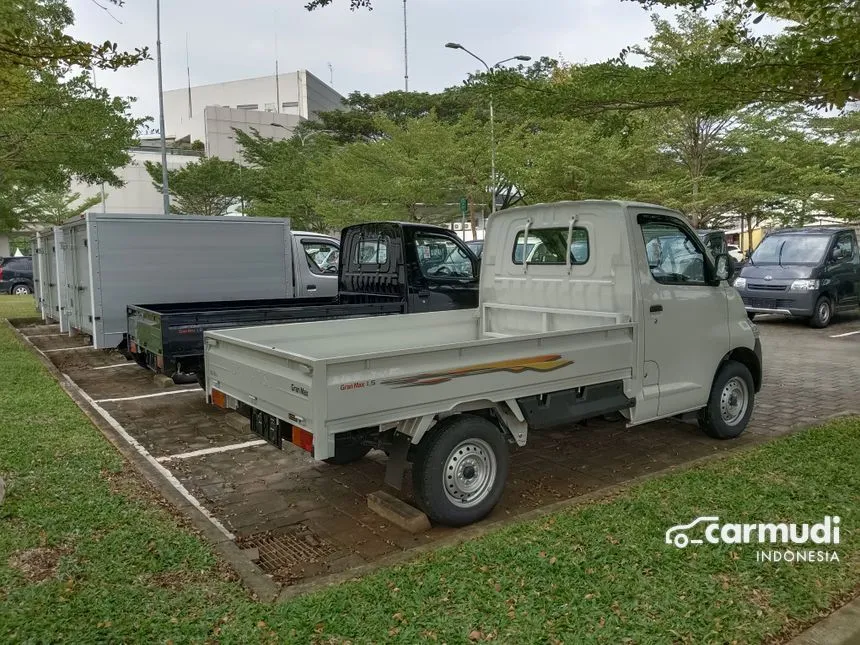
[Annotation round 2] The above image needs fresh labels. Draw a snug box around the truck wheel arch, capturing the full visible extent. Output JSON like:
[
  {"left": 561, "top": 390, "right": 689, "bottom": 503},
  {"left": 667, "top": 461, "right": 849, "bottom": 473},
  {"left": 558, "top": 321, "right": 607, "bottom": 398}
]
[{"left": 723, "top": 347, "right": 761, "bottom": 392}]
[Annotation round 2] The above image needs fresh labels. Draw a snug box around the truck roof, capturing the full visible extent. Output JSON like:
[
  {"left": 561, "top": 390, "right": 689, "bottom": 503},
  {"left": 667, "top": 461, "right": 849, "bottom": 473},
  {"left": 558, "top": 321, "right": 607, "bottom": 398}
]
[
  {"left": 494, "top": 199, "right": 684, "bottom": 219},
  {"left": 767, "top": 226, "right": 851, "bottom": 236}
]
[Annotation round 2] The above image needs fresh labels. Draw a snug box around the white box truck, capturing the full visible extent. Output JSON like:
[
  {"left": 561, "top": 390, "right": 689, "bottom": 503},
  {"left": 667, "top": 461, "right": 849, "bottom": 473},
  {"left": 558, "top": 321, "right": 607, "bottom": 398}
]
[
  {"left": 205, "top": 201, "right": 762, "bottom": 526},
  {"left": 59, "top": 213, "right": 339, "bottom": 349}
]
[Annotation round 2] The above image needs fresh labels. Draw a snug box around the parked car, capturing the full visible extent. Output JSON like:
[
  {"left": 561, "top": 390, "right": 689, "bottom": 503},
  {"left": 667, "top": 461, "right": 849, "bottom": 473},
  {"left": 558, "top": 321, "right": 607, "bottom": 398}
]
[
  {"left": 466, "top": 240, "right": 483, "bottom": 259},
  {"left": 206, "top": 200, "right": 760, "bottom": 526},
  {"left": 727, "top": 244, "right": 744, "bottom": 262},
  {"left": 734, "top": 227, "right": 860, "bottom": 327},
  {"left": 0, "top": 256, "right": 34, "bottom": 295}
]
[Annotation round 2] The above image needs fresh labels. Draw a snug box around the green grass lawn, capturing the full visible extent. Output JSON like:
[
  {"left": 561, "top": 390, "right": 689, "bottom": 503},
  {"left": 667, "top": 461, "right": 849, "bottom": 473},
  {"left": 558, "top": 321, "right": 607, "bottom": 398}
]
[{"left": 1, "top": 293, "right": 857, "bottom": 643}]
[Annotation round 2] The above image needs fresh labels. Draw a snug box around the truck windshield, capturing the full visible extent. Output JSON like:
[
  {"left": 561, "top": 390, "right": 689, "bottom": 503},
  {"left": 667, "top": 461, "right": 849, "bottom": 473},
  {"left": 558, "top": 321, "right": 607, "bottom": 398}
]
[{"left": 751, "top": 235, "right": 830, "bottom": 265}]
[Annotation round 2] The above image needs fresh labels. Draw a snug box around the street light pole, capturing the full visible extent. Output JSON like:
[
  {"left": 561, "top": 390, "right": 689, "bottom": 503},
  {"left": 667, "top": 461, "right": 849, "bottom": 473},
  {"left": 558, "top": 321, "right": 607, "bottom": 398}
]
[
  {"left": 156, "top": 0, "right": 170, "bottom": 215},
  {"left": 445, "top": 44, "right": 530, "bottom": 214}
]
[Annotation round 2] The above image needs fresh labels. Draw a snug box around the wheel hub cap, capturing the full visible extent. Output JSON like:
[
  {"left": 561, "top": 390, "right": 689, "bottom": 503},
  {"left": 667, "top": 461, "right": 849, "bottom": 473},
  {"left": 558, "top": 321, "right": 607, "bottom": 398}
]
[
  {"left": 719, "top": 376, "right": 749, "bottom": 426},
  {"left": 443, "top": 438, "right": 497, "bottom": 508}
]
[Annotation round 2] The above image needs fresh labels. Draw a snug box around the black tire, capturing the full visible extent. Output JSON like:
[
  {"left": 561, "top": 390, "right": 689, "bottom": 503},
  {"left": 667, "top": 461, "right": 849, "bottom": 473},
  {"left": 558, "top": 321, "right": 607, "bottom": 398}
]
[
  {"left": 11, "top": 283, "right": 31, "bottom": 296},
  {"left": 411, "top": 414, "right": 509, "bottom": 527},
  {"left": 698, "top": 360, "right": 755, "bottom": 440},
  {"left": 323, "top": 442, "right": 371, "bottom": 465},
  {"left": 746, "top": 311, "right": 757, "bottom": 321},
  {"left": 808, "top": 295, "right": 832, "bottom": 328}
]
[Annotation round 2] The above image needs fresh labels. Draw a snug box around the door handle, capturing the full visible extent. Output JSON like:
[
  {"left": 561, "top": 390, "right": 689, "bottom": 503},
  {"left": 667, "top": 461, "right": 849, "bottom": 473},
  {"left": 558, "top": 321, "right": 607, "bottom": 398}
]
[
  {"left": 417, "top": 290, "right": 430, "bottom": 299},
  {"left": 650, "top": 305, "right": 663, "bottom": 313},
  {"left": 306, "top": 285, "right": 317, "bottom": 292}
]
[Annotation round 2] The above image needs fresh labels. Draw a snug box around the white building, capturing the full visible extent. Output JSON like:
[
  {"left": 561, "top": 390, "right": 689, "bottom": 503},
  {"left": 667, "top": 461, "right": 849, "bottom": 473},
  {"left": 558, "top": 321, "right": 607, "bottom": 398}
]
[
  {"left": 69, "top": 144, "right": 202, "bottom": 215},
  {"left": 66, "top": 69, "right": 344, "bottom": 215},
  {"left": 163, "top": 70, "right": 344, "bottom": 144}
]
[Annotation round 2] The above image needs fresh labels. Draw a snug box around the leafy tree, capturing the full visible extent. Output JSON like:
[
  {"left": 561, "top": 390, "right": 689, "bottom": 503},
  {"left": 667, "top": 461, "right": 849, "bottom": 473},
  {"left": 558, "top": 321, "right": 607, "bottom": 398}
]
[
  {"left": 23, "top": 190, "right": 103, "bottom": 226},
  {"left": 145, "top": 157, "right": 250, "bottom": 217},
  {"left": 628, "top": 0, "right": 860, "bottom": 109},
  {"left": 233, "top": 127, "right": 337, "bottom": 230},
  {"left": 0, "top": 0, "right": 144, "bottom": 231}
]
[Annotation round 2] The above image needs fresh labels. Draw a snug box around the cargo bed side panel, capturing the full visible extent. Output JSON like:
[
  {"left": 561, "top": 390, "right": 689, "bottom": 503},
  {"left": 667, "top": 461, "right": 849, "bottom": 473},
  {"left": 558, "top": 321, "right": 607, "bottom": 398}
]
[{"left": 324, "top": 325, "right": 635, "bottom": 431}]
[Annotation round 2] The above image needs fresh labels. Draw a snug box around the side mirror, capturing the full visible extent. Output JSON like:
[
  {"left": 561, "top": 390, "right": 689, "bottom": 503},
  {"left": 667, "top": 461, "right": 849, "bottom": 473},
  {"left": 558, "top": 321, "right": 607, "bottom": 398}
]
[
  {"left": 715, "top": 254, "right": 729, "bottom": 281},
  {"left": 831, "top": 248, "right": 845, "bottom": 261}
]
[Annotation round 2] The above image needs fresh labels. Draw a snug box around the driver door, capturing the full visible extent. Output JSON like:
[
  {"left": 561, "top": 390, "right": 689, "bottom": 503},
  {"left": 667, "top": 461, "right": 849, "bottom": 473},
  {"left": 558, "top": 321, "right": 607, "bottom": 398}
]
[
  {"left": 639, "top": 215, "right": 731, "bottom": 417},
  {"left": 299, "top": 237, "right": 340, "bottom": 298},
  {"left": 409, "top": 232, "right": 478, "bottom": 312}
]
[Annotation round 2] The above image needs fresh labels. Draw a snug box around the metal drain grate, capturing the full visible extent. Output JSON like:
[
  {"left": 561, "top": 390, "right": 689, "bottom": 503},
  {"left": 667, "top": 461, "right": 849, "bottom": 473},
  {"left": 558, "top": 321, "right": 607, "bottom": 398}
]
[{"left": 238, "top": 525, "right": 335, "bottom": 573}]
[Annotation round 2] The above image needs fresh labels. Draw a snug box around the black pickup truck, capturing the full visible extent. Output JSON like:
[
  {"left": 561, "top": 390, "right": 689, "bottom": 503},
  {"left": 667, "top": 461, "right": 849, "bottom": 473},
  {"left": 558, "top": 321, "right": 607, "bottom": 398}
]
[{"left": 127, "top": 221, "right": 480, "bottom": 383}]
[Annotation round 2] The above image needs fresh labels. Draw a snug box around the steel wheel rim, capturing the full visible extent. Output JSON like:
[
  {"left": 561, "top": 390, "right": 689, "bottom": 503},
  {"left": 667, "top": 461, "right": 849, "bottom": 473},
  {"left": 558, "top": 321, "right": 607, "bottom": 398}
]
[
  {"left": 719, "top": 376, "right": 749, "bottom": 426},
  {"left": 13, "top": 286, "right": 28, "bottom": 295},
  {"left": 818, "top": 300, "right": 830, "bottom": 324},
  {"left": 443, "top": 438, "right": 497, "bottom": 508}
]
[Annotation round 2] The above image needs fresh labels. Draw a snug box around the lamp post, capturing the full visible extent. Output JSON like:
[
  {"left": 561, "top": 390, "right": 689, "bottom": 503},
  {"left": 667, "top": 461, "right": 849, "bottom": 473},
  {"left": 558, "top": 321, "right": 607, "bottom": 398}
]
[
  {"left": 156, "top": 0, "right": 170, "bottom": 215},
  {"left": 445, "top": 44, "right": 530, "bottom": 213}
]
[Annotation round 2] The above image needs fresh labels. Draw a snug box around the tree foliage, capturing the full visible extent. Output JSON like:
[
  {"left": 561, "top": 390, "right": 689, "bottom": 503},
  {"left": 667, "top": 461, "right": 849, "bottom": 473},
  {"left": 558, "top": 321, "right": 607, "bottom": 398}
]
[
  {"left": 145, "top": 157, "right": 250, "bottom": 217},
  {"left": 0, "top": 0, "right": 144, "bottom": 232}
]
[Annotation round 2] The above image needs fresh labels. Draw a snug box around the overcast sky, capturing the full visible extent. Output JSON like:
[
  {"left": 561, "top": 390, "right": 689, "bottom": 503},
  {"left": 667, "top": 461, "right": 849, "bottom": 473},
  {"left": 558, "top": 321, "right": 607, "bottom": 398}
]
[{"left": 68, "top": 0, "right": 661, "bottom": 125}]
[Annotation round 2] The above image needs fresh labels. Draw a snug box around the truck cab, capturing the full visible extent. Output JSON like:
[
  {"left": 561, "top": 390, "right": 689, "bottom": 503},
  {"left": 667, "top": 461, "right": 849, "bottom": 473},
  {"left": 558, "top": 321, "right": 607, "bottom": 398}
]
[
  {"left": 205, "top": 201, "right": 760, "bottom": 527},
  {"left": 339, "top": 222, "right": 479, "bottom": 312},
  {"left": 734, "top": 227, "right": 860, "bottom": 327}
]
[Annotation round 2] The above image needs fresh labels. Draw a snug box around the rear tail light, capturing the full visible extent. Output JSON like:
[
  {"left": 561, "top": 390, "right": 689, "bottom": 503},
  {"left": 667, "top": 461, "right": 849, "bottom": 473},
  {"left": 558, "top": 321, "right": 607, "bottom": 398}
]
[
  {"left": 0, "top": 267, "right": 4, "bottom": 281},
  {"left": 211, "top": 389, "right": 227, "bottom": 408},
  {"left": 291, "top": 426, "right": 313, "bottom": 453}
]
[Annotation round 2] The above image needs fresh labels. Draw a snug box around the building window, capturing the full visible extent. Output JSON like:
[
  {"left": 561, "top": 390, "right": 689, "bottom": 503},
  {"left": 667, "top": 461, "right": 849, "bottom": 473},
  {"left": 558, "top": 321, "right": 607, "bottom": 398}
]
[
  {"left": 282, "top": 101, "right": 299, "bottom": 109},
  {"left": 236, "top": 103, "right": 258, "bottom": 110},
  {"left": 264, "top": 102, "right": 275, "bottom": 112}
]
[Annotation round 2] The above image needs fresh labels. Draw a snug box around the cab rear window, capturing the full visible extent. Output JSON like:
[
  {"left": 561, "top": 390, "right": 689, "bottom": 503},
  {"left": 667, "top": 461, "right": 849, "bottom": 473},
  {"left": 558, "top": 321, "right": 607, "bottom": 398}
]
[
  {"left": 512, "top": 228, "right": 589, "bottom": 265},
  {"left": 355, "top": 239, "right": 389, "bottom": 265}
]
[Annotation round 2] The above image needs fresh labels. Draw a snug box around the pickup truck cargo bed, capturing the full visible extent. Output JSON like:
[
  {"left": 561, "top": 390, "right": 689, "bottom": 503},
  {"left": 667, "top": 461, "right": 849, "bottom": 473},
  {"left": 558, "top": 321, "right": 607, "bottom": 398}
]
[
  {"left": 206, "top": 306, "right": 634, "bottom": 444},
  {"left": 127, "top": 298, "right": 404, "bottom": 375}
]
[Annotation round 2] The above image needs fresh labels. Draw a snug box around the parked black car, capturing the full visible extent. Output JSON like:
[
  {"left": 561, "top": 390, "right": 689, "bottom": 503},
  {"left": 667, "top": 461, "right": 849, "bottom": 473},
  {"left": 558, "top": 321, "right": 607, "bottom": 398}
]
[
  {"left": 0, "top": 256, "right": 34, "bottom": 295},
  {"left": 733, "top": 227, "right": 860, "bottom": 327}
]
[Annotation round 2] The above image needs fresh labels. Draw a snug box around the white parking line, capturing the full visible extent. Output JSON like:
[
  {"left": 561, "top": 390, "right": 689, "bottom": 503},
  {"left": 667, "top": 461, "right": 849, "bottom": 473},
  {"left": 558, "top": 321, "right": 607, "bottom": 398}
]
[
  {"left": 63, "top": 374, "right": 235, "bottom": 541},
  {"left": 26, "top": 333, "right": 62, "bottom": 338},
  {"left": 830, "top": 330, "right": 860, "bottom": 338},
  {"left": 157, "top": 440, "right": 268, "bottom": 463},
  {"left": 95, "top": 387, "right": 200, "bottom": 404},
  {"left": 92, "top": 362, "right": 138, "bottom": 371},
  {"left": 42, "top": 346, "right": 92, "bottom": 353}
]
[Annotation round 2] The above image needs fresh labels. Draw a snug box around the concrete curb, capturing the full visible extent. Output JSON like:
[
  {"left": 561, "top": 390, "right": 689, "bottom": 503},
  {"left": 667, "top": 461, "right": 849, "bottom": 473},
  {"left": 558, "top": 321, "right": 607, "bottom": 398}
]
[
  {"left": 786, "top": 595, "right": 860, "bottom": 645},
  {"left": 5, "top": 319, "right": 280, "bottom": 603}
]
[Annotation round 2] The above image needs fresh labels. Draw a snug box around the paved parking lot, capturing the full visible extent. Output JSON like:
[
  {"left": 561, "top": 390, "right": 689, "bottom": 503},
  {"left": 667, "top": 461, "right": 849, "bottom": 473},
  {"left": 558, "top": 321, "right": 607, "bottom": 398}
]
[{"left": 14, "top": 312, "right": 860, "bottom": 589}]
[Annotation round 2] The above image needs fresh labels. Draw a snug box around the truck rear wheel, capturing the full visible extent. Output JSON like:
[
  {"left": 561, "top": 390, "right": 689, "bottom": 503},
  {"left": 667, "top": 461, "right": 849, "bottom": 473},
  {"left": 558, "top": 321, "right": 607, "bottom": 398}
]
[
  {"left": 412, "top": 414, "right": 509, "bottom": 527},
  {"left": 698, "top": 360, "right": 755, "bottom": 439}
]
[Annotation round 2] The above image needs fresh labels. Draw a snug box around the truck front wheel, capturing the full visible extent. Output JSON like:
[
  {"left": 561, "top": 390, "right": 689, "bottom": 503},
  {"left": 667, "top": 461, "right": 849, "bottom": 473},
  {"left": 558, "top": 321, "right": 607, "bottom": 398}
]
[
  {"left": 412, "top": 414, "right": 509, "bottom": 527},
  {"left": 698, "top": 360, "right": 755, "bottom": 439}
]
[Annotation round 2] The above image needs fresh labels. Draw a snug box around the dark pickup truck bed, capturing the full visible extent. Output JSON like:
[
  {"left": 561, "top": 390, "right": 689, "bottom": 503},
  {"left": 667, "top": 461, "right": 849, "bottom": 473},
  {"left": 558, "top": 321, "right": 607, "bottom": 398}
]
[{"left": 127, "top": 297, "right": 403, "bottom": 379}]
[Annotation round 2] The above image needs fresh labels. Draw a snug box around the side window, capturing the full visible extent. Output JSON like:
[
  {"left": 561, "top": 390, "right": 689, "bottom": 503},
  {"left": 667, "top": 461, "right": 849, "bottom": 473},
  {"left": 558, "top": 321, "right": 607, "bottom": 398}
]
[
  {"left": 301, "top": 240, "right": 339, "bottom": 275},
  {"left": 512, "top": 228, "right": 589, "bottom": 265},
  {"left": 354, "top": 238, "right": 389, "bottom": 269},
  {"left": 414, "top": 234, "right": 474, "bottom": 279},
  {"left": 834, "top": 233, "right": 854, "bottom": 260},
  {"left": 641, "top": 220, "right": 706, "bottom": 285}
]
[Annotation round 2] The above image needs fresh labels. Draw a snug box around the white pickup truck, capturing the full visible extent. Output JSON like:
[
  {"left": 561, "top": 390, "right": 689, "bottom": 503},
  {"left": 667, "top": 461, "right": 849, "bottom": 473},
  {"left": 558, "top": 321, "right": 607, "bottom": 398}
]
[{"left": 205, "top": 200, "right": 762, "bottom": 526}]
